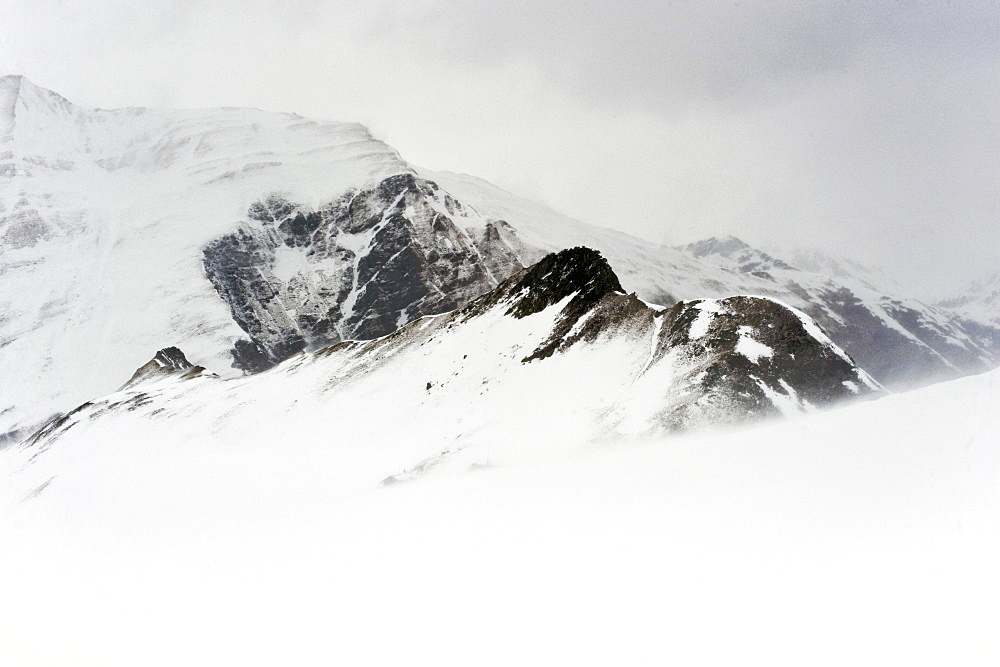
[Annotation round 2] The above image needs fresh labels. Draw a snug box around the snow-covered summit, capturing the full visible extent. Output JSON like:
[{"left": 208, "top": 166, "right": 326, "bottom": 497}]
[
  {"left": 1, "top": 75, "right": 80, "bottom": 139},
  {"left": 1, "top": 75, "right": 77, "bottom": 120},
  {"left": 938, "top": 271, "right": 1000, "bottom": 326},
  {"left": 683, "top": 235, "right": 795, "bottom": 275},
  {"left": 1, "top": 74, "right": 408, "bottom": 181},
  {"left": 0, "top": 77, "right": 414, "bottom": 438}
]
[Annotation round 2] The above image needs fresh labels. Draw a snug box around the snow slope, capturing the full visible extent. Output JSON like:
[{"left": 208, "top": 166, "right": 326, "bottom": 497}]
[{"left": 1, "top": 340, "right": 997, "bottom": 664}]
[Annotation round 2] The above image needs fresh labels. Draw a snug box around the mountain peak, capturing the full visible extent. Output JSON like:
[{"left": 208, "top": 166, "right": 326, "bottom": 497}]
[
  {"left": 504, "top": 247, "right": 624, "bottom": 319},
  {"left": 684, "top": 236, "right": 752, "bottom": 259},
  {"left": 682, "top": 236, "right": 795, "bottom": 275},
  {"left": 120, "top": 347, "right": 207, "bottom": 389},
  {"left": 0, "top": 75, "right": 79, "bottom": 136},
  {"left": 151, "top": 347, "right": 196, "bottom": 372},
  {"left": 1, "top": 75, "right": 74, "bottom": 101}
]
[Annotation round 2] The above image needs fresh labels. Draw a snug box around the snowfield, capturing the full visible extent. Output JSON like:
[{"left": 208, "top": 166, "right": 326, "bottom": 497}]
[{"left": 2, "top": 363, "right": 999, "bottom": 665}]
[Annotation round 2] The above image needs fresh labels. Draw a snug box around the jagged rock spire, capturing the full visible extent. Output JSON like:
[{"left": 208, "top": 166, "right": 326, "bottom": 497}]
[{"left": 120, "top": 347, "right": 205, "bottom": 389}]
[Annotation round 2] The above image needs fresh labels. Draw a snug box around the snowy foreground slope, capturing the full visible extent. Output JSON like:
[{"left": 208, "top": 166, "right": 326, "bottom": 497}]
[
  {"left": 3, "top": 75, "right": 997, "bottom": 442},
  {"left": 2, "top": 348, "right": 998, "bottom": 664}
]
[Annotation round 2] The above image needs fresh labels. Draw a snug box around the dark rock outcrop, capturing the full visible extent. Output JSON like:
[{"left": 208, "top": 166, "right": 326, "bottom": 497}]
[
  {"left": 504, "top": 246, "right": 624, "bottom": 319},
  {"left": 204, "top": 174, "right": 533, "bottom": 372},
  {"left": 460, "top": 246, "right": 630, "bottom": 362},
  {"left": 653, "top": 296, "right": 876, "bottom": 427},
  {"left": 120, "top": 347, "right": 207, "bottom": 389}
]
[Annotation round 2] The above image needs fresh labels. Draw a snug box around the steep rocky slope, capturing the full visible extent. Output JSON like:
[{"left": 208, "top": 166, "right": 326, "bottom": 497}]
[{"left": 203, "top": 174, "right": 530, "bottom": 371}]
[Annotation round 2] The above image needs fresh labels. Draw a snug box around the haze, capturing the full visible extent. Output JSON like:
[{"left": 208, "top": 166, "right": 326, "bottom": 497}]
[{"left": 4, "top": 0, "right": 998, "bottom": 298}]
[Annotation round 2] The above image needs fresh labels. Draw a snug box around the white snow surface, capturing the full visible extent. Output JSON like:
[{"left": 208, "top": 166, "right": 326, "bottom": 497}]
[
  {"left": 2, "top": 358, "right": 1000, "bottom": 664},
  {"left": 687, "top": 299, "right": 719, "bottom": 339},
  {"left": 735, "top": 325, "right": 774, "bottom": 363}
]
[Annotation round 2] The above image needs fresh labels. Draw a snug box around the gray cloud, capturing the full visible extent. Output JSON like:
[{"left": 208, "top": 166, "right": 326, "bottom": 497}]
[
  {"left": 4, "top": 0, "right": 1000, "bottom": 297},
  {"left": 384, "top": 1, "right": 869, "bottom": 113}
]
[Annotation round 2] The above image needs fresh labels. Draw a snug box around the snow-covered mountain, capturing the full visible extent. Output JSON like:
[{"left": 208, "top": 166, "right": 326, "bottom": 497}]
[
  {"left": 11, "top": 248, "right": 878, "bottom": 493},
  {"left": 938, "top": 271, "right": 1000, "bottom": 326},
  {"left": 404, "top": 175, "right": 1000, "bottom": 390},
  {"left": 2, "top": 75, "right": 996, "bottom": 441},
  {"left": 1, "top": 74, "right": 415, "bottom": 440}
]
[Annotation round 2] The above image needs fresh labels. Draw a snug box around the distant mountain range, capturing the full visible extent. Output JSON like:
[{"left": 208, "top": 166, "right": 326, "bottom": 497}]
[{"left": 937, "top": 271, "right": 1000, "bottom": 326}]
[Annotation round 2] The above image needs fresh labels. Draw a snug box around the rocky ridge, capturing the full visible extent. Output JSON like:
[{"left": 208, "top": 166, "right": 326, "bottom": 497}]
[{"left": 22, "top": 249, "right": 879, "bottom": 473}]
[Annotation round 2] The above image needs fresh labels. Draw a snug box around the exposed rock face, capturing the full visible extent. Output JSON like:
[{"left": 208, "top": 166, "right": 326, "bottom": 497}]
[
  {"left": 803, "top": 289, "right": 995, "bottom": 387},
  {"left": 503, "top": 246, "right": 624, "bottom": 319},
  {"left": 464, "top": 246, "right": 629, "bottom": 362},
  {"left": 685, "top": 236, "right": 795, "bottom": 277},
  {"left": 203, "top": 173, "right": 531, "bottom": 372},
  {"left": 650, "top": 296, "right": 877, "bottom": 427},
  {"left": 205, "top": 184, "right": 1000, "bottom": 389}
]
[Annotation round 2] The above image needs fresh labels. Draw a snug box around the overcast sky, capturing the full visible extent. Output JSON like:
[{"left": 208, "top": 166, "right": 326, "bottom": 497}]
[{"left": 4, "top": 0, "right": 999, "bottom": 297}]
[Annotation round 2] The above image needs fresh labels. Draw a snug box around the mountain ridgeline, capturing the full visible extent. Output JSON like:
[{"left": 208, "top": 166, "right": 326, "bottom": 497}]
[{"left": 21, "top": 248, "right": 880, "bottom": 476}]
